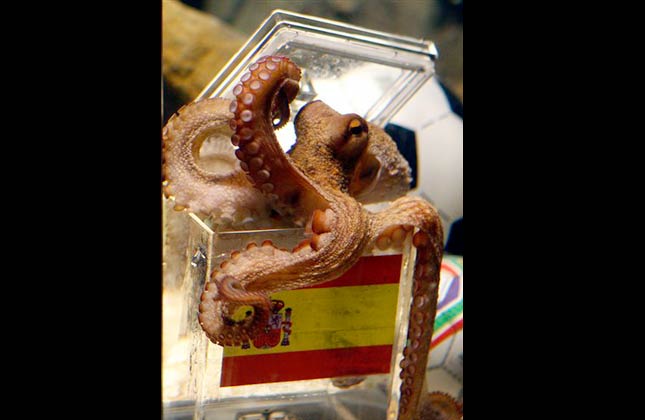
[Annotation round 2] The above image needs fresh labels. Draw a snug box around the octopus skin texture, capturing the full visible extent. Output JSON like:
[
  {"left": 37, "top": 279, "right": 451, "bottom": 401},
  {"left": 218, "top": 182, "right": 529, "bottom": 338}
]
[
  {"left": 162, "top": 96, "right": 412, "bottom": 227},
  {"left": 162, "top": 97, "right": 271, "bottom": 227},
  {"left": 163, "top": 56, "right": 445, "bottom": 420}
]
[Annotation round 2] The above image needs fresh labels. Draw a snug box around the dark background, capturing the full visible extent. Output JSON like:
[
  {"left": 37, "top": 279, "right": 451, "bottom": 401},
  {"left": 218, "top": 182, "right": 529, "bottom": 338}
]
[{"left": 164, "top": 0, "right": 462, "bottom": 119}]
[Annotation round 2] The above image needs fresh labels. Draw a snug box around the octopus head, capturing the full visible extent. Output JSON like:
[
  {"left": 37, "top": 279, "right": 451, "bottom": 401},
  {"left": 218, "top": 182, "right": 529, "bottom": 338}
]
[
  {"left": 349, "top": 122, "right": 413, "bottom": 204},
  {"left": 293, "top": 100, "right": 412, "bottom": 203},
  {"left": 293, "top": 100, "right": 369, "bottom": 162}
]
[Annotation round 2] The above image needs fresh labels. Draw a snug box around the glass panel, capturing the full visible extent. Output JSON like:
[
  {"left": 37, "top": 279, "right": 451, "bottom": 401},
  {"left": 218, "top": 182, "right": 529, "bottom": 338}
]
[
  {"left": 173, "top": 217, "right": 414, "bottom": 420},
  {"left": 198, "top": 10, "right": 436, "bottom": 151}
]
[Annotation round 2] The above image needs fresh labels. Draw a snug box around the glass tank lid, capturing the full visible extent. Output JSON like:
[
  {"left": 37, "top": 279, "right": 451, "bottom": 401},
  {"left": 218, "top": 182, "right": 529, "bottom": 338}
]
[{"left": 198, "top": 9, "right": 437, "bottom": 150}]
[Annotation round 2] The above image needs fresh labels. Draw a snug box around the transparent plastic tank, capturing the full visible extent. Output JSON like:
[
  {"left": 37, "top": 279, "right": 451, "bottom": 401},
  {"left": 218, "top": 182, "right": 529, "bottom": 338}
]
[{"left": 164, "top": 214, "right": 415, "bottom": 420}]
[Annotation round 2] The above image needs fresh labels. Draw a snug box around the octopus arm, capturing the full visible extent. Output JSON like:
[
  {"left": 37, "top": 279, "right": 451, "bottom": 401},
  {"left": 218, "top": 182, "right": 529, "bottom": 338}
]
[
  {"left": 229, "top": 56, "right": 329, "bottom": 218},
  {"left": 369, "top": 196, "right": 444, "bottom": 420},
  {"left": 162, "top": 97, "right": 268, "bottom": 220},
  {"left": 198, "top": 192, "right": 370, "bottom": 346}
]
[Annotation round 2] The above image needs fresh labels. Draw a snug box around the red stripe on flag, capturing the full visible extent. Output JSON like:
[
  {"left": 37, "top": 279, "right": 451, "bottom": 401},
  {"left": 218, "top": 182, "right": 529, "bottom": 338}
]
[
  {"left": 221, "top": 345, "right": 393, "bottom": 387},
  {"left": 301, "top": 254, "right": 402, "bottom": 289},
  {"left": 430, "top": 318, "right": 463, "bottom": 349}
]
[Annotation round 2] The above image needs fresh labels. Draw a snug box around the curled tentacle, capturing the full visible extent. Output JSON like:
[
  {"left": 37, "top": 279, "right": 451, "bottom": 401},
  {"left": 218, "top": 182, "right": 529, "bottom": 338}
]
[
  {"left": 162, "top": 98, "right": 269, "bottom": 223},
  {"left": 198, "top": 273, "right": 271, "bottom": 347},
  {"left": 230, "top": 56, "right": 326, "bottom": 219}
]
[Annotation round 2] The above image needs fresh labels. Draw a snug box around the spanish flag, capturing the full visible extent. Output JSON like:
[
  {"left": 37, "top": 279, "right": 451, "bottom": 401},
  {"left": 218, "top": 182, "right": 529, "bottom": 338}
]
[
  {"left": 220, "top": 254, "right": 402, "bottom": 387},
  {"left": 220, "top": 254, "right": 464, "bottom": 387}
]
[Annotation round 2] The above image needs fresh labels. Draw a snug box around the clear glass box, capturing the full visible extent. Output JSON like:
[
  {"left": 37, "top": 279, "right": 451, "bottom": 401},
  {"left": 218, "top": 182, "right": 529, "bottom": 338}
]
[
  {"left": 164, "top": 215, "right": 415, "bottom": 420},
  {"left": 198, "top": 9, "right": 436, "bottom": 149},
  {"left": 163, "top": 9, "right": 439, "bottom": 420}
]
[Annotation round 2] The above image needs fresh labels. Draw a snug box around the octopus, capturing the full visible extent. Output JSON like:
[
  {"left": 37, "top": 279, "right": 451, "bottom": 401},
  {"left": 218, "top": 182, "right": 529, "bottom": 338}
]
[
  {"left": 162, "top": 94, "right": 410, "bottom": 226},
  {"left": 162, "top": 56, "right": 448, "bottom": 420}
]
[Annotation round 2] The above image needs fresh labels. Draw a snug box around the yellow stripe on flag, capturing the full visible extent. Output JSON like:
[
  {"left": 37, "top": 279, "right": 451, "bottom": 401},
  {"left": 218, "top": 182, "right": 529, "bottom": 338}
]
[{"left": 223, "top": 283, "right": 399, "bottom": 357}]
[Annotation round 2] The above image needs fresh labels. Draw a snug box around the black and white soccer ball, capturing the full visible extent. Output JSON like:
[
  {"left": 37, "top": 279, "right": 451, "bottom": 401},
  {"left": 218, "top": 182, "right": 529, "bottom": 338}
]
[{"left": 388, "top": 77, "right": 463, "bottom": 252}]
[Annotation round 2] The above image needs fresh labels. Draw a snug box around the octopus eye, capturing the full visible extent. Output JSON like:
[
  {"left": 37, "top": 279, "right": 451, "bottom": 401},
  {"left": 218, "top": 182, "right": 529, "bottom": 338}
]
[{"left": 348, "top": 119, "right": 365, "bottom": 136}]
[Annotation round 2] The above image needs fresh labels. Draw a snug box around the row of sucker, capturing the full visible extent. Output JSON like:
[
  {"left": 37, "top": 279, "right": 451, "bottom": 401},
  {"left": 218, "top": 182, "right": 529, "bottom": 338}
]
[
  {"left": 366, "top": 195, "right": 443, "bottom": 419},
  {"left": 397, "top": 227, "right": 443, "bottom": 419},
  {"left": 230, "top": 56, "right": 301, "bottom": 203}
]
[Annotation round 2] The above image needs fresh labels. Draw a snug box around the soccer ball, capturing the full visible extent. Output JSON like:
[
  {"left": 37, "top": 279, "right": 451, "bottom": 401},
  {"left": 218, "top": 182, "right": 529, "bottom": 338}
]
[{"left": 388, "top": 77, "right": 463, "bottom": 250}]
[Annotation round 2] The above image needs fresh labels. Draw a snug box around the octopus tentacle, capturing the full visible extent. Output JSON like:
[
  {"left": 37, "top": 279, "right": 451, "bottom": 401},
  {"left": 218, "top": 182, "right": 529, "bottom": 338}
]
[
  {"left": 369, "top": 196, "right": 443, "bottom": 420},
  {"left": 162, "top": 97, "right": 269, "bottom": 223},
  {"left": 400, "top": 230, "right": 442, "bottom": 420},
  {"left": 197, "top": 275, "right": 271, "bottom": 347},
  {"left": 230, "top": 56, "right": 329, "bottom": 218}
]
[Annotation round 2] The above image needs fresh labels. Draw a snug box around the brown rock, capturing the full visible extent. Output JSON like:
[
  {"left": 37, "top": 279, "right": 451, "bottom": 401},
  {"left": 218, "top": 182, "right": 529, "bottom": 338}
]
[{"left": 162, "top": 0, "right": 245, "bottom": 102}]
